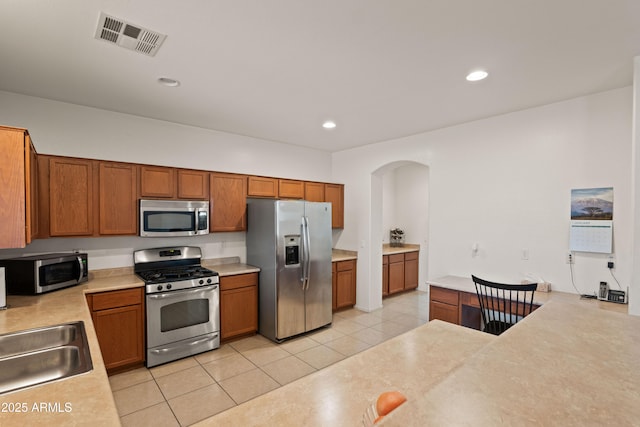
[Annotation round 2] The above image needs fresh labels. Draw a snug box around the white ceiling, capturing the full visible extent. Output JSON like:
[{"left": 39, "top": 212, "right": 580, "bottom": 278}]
[{"left": 1, "top": 1, "right": 640, "bottom": 152}]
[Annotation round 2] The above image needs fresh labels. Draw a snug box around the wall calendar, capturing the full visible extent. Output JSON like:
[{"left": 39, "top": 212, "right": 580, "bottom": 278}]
[{"left": 569, "top": 187, "right": 613, "bottom": 254}]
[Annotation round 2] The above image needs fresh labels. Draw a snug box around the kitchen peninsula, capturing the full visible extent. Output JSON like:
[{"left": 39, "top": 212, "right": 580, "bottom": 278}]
[{"left": 198, "top": 277, "right": 638, "bottom": 426}]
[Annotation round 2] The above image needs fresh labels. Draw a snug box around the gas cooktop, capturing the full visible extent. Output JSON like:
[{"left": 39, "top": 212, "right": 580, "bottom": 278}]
[{"left": 133, "top": 246, "right": 219, "bottom": 293}]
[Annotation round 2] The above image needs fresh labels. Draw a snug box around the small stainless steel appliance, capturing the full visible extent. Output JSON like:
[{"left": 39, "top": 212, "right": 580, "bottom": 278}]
[
  {"left": 0, "top": 253, "right": 88, "bottom": 295},
  {"left": 134, "top": 246, "right": 220, "bottom": 367},
  {"left": 247, "top": 199, "right": 333, "bottom": 342},
  {"left": 139, "top": 199, "right": 209, "bottom": 237}
]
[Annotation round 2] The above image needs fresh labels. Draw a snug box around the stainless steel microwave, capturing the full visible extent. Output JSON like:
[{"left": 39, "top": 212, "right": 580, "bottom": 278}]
[
  {"left": 0, "top": 253, "right": 88, "bottom": 295},
  {"left": 139, "top": 199, "right": 209, "bottom": 237}
]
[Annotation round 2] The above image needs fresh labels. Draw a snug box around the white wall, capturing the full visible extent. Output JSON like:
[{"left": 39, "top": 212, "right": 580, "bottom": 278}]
[
  {"left": 333, "top": 87, "right": 633, "bottom": 312},
  {"left": 0, "top": 91, "right": 333, "bottom": 267},
  {"left": 631, "top": 57, "right": 640, "bottom": 317}
]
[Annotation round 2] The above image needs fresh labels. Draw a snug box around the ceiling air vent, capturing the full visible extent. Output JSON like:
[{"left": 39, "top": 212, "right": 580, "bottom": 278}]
[{"left": 94, "top": 12, "right": 166, "bottom": 57}]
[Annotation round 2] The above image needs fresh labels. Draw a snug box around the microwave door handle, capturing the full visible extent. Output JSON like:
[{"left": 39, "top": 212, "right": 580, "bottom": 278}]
[
  {"left": 77, "top": 256, "right": 84, "bottom": 283},
  {"left": 197, "top": 208, "right": 206, "bottom": 231}
]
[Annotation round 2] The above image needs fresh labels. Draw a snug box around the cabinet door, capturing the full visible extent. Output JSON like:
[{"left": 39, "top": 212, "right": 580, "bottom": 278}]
[
  {"left": 332, "top": 262, "right": 337, "bottom": 311},
  {"left": 324, "top": 183, "right": 344, "bottom": 229},
  {"left": 178, "top": 169, "right": 209, "bottom": 200},
  {"left": 382, "top": 256, "right": 389, "bottom": 297},
  {"left": 278, "top": 179, "right": 304, "bottom": 199},
  {"left": 99, "top": 162, "right": 137, "bottom": 235},
  {"left": 304, "top": 182, "right": 325, "bottom": 202},
  {"left": 247, "top": 176, "right": 278, "bottom": 197},
  {"left": 49, "top": 157, "right": 94, "bottom": 236},
  {"left": 92, "top": 304, "right": 144, "bottom": 372},
  {"left": 404, "top": 251, "right": 419, "bottom": 290},
  {"left": 210, "top": 172, "right": 247, "bottom": 232},
  {"left": 220, "top": 286, "right": 258, "bottom": 340},
  {"left": 388, "top": 258, "right": 405, "bottom": 295},
  {"left": 0, "top": 128, "right": 28, "bottom": 248},
  {"left": 335, "top": 260, "right": 356, "bottom": 309},
  {"left": 139, "top": 165, "right": 175, "bottom": 198}
]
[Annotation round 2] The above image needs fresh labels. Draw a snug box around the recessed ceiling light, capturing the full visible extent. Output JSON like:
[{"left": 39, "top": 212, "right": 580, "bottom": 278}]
[
  {"left": 322, "top": 120, "right": 336, "bottom": 129},
  {"left": 466, "top": 70, "right": 488, "bottom": 82},
  {"left": 158, "top": 77, "right": 180, "bottom": 87}
]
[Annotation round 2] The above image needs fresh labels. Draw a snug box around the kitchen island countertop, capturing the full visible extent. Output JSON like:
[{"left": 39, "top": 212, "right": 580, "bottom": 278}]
[{"left": 197, "top": 276, "right": 639, "bottom": 426}]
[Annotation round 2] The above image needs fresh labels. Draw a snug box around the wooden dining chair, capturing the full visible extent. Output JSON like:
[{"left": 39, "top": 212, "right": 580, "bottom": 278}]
[{"left": 471, "top": 275, "right": 538, "bottom": 335}]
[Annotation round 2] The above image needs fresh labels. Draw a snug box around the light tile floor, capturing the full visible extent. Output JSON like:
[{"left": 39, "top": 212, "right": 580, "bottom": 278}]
[{"left": 110, "top": 290, "right": 429, "bottom": 426}]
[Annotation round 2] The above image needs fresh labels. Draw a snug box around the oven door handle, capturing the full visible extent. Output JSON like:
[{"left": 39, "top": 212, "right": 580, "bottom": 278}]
[
  {"left": 147, "top": 284, "right": 218, "bottom": 299},
  {"left": 149, "top": 334, "right": 219, "bottom": 355}
]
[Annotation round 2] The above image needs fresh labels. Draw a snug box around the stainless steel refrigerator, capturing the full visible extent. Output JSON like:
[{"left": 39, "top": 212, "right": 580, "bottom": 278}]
[{"left": 247, "top": 198, "right": 333, "bottom": 342}]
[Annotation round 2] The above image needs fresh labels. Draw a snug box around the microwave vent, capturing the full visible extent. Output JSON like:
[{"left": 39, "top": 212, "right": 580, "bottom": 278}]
[{"left": 94, "top": 12, "right": 166, "bottom": 57}]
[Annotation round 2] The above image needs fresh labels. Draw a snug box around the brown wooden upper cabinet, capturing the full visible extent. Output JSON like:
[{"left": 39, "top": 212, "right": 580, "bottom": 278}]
[
  {"left": 325, "top": 183, "right": 344, "bottom": 229},
  {"left": 140, "top": 166, "right": 209, "bottom": 200},
  {"left": 139, "top": 165, "right": 176, "bottom": 198},
  {"left": 99, "top": 162, "right": 137, "bottom": 235},
  {"left": 210, "top": 172, "right": 247, "bottom": 232},
  {"left": 48, "top": 156, "right": 95, "bottom": 237},
  {"left": 304, "top": 182, "right": 325, "bottom": 202},
  {"left": 0, "top": 126, "right": 38, "bottom": 248},
  {"left": 278, "top": 179, "right": 304, "bottom": 199},
  {"left": 177, "top": 169, "right": 209, "bottom": 200},
  {"left": 247, "top": 176, "right": 278, "bottom": 198}
]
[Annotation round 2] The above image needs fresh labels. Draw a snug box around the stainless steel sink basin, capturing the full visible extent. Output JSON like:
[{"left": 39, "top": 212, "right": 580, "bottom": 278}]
[{"left": 0, "top": 321, "right": 93, "bottom": 394}]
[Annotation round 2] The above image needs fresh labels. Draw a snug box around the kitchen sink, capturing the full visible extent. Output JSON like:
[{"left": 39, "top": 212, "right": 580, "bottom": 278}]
[{"left": 0, "top": 321, "right": 93, "bottom": 394}]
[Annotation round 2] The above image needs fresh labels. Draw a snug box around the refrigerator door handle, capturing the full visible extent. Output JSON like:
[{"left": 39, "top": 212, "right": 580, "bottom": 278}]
[
  {"left": 300, "top": 218, "right": 308, "bottom": 288},
  {"left": 302, "top": 216, "right": 311, "bottom": 290}
]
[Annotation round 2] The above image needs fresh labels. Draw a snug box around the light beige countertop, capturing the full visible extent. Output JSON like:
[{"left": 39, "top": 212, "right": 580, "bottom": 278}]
[
  {"left": 387, "top": 296, "right": 640, "bottom": 425},
  {"left": 382, "top": 243, "right": 420, "bottom": 255},
  {"left": 332, "top": 248, "right": 358, "bottom": 262},
  {"left": 0, "top": 262, "right": 257, "bottom": 426},
  {"left": 201, "top": 257, "right": 261, "bottom": 276},
  {"left": 0, "top": 274, "right": 143, "bottom": 427},
  {"left": 428, "top": 274, "right": 628, "bottom": 314},
  {"left": 194, "top": 320, "right": 494, "bottom": 427},
  {"left": 199, "top": 275, "right": 638, "bottom": 426}
]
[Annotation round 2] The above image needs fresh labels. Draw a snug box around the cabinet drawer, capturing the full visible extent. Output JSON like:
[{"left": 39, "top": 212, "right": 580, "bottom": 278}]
[
  {"left": 388, "top": 253, "right": 404, "bottom": 264},
  {"left": 430, "top": 286, "right": 459, "bottom": 306},
  {"left": 89, "top": 288, "right": 143, "bottom": 311},
  {"left": 404, "top": 251, "right": 418, "bottom": 261},
  {"left": 336, "top": 259, "right": 355, "bottom": 272},
  {"left": 220, "top": 272, "right": 259, "bottom": 291}
]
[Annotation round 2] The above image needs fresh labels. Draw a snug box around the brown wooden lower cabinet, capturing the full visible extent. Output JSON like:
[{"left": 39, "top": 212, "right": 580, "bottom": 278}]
[
  {"left": 86, "top": 287, "right": 144, "bottom": 375},
  {"left": 384, "top": 250, "right": 419, "bottom": 297},
  {"left": 429, "top": 286, "right": 460, "bottom": 325},
  {"left": 332, "top": 259, "right": 357, "bottom": 311},
  {"left": 220, "top": 273, "right": 258, "bottom": 341}
]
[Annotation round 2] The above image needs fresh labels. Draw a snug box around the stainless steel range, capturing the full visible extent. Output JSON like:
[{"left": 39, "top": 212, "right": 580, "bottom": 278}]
[{"left": 134, "top": 246, "right": 220, "bottom": 368}]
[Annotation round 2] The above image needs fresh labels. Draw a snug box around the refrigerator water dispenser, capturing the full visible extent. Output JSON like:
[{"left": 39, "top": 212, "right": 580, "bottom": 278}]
[{"left": 285, "top": 235, "right": 301, "bottom": 266}]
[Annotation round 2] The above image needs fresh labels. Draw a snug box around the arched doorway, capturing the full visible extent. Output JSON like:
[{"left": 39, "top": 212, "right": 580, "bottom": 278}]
[{"left": 367, "top": 160, "right": 430, "bottom": 310}]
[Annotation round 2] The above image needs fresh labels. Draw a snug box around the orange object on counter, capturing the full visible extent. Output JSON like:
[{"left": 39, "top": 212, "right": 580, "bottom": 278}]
[{"left": 376, "top": 391, "right": 407, "bottom": 417}]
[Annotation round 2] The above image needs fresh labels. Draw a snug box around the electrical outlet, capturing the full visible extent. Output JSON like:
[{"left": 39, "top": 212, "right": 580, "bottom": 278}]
[
  {"left": 608, "top": 261, "right": 614, "bottom": 269},
  {"left": 566, "top": 252, "right": 574, "bottom": 264}
]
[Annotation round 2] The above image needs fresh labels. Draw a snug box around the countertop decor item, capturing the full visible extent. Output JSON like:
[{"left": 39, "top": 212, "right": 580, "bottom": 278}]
[{"left": 390, "top": 228, "right": 405, "bottom": 247}]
